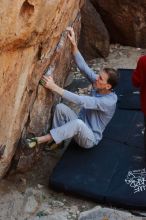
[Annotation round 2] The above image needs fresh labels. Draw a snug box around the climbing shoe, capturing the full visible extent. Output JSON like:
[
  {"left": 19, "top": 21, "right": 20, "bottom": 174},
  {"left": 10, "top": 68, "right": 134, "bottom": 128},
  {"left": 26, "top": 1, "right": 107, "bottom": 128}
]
[
  {"left": 43, "top": 141, "right": 64, "bottom": 152},
  {"left": 25, "top": 137, "right": 38, "bottom": 148}
]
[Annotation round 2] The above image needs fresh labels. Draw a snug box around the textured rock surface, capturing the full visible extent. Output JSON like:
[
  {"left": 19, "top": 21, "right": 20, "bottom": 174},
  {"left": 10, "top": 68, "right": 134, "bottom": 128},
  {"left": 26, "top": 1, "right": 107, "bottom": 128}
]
[
  {"left": 91, "top": 0, "right": 146, "bottom": 48},
  {"left": 79, "top": 0, "right": 110, "bottom": 59},
  {"left": 0, "top": 0, "right": 83, "bottom": 178},
  {"left": 79, "top": 206, "right": 144, "bottom": 220}
]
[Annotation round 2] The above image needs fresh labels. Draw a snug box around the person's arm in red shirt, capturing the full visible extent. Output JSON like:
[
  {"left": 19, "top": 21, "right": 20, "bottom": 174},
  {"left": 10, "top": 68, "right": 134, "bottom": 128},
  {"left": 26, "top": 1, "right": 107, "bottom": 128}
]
[{"left": 132, "top": 57, "right": 143, "bottom": 88}]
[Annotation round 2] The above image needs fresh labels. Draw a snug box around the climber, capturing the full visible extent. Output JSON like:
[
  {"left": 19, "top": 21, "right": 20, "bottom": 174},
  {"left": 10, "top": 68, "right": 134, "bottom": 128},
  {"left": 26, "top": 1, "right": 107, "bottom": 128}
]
[
  {"left": 25, "top": 27, "right": 119, "bottom": 150},
  {"left": 132, "top": 56, "right": 146, "bottom": 156}
]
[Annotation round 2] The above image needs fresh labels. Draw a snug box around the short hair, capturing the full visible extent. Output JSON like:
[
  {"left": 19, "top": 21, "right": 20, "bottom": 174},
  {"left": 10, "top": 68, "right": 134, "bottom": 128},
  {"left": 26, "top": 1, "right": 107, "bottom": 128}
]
[{"left": 103, "top": 68, "right": 119, "bottom": 89}]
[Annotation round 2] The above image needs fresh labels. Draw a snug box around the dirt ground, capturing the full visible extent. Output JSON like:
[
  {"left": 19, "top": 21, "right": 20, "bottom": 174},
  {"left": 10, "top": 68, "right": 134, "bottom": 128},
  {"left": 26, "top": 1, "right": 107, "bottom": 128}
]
[{"left": 0, "top": 45, "right": 145, "bottom": 220}]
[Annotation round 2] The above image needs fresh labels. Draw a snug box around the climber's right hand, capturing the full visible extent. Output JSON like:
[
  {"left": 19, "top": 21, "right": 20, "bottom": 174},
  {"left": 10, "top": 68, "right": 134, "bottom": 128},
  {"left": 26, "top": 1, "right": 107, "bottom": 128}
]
[{"left": 66, "top": 27, "right": 77, "bottom": 47}]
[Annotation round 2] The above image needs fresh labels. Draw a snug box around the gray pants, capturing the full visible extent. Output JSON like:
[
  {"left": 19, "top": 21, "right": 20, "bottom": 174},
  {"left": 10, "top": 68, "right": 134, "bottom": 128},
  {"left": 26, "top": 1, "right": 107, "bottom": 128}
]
[{"left": 50, "top": 103, "right": 96, "bottom": 148}]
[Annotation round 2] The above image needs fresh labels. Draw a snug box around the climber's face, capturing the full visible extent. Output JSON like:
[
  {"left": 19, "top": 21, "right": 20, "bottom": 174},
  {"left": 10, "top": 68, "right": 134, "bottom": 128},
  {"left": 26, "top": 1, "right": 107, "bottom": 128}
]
[{"left": 93, "top": 70, "right": 112, "bottom": 91}]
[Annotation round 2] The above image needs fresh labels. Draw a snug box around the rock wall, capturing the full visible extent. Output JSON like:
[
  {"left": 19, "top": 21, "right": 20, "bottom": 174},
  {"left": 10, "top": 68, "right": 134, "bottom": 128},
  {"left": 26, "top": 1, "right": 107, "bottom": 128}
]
[
  {"left": 91, "top": 0, "right": 146, "bottom": 48},
  {"left": 0, "top": 0, "right": 83, "bottom": 178},
  {"left": 3, "top": 0, "right": 146, "bottom": 178},
  {"left": 79, "top": 0, "right": 110, "bottom": 59}
]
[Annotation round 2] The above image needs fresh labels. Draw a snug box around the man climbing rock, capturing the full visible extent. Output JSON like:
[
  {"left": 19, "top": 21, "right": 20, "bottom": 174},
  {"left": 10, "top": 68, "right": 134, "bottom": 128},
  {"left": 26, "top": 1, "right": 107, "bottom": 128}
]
[{"left": 26, "top": 27, "right": 119, "bottom": 150}]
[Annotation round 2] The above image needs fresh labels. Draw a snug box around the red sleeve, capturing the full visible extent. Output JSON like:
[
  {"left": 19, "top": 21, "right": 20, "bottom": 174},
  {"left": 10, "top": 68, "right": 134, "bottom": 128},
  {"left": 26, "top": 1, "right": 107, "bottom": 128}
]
[
  {"left": 132, "top": 57, "right": 143, "bottom": 88},
  {"left": 132, "top": 69, "right": 141, "bottom": 87}
]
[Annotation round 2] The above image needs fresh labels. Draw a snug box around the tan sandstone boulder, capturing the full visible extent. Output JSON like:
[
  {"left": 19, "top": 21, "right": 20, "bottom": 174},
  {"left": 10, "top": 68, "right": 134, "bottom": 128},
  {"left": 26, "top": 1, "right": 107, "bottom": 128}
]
[{"left": 0, "top": 0, "right": 83, "bottom": 177}]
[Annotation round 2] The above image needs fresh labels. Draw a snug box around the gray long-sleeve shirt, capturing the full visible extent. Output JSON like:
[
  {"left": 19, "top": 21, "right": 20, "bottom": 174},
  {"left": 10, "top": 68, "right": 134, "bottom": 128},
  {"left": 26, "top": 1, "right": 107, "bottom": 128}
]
[{"left": 62, "top": 51, "right": 117, "bottom": 144}]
